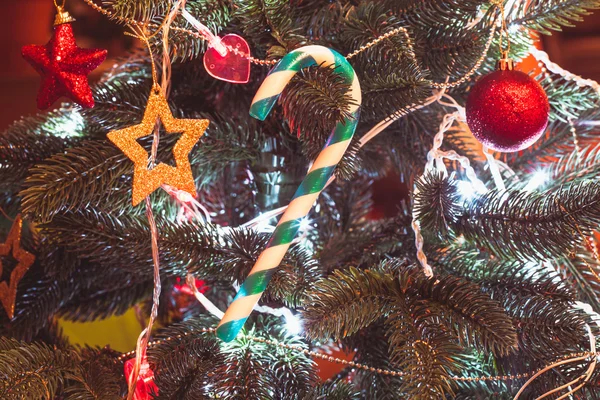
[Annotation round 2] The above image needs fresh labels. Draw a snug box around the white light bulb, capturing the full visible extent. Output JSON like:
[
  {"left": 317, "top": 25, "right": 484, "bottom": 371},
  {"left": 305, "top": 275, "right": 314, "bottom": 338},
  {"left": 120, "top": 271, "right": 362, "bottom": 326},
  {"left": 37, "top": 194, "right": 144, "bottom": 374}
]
[
  {"left": 524, "top": 170, "right": 549, "bottom": 192},
  {"left": 284, "top": 312, "right": 303, "bottom": 336},
  {"left": 456, "top": 180, "right": 477, "bottom": 201},
  {"left": 298, "top": 217, "right": 312, "bottom": 232}
]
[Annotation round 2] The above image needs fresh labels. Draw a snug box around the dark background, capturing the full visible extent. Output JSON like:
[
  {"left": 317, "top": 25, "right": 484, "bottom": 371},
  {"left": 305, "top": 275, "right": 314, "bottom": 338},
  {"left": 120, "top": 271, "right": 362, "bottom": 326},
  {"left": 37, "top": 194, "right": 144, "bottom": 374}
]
[{"left": 1, "top": 3, "right": 599, "bottom": 129}]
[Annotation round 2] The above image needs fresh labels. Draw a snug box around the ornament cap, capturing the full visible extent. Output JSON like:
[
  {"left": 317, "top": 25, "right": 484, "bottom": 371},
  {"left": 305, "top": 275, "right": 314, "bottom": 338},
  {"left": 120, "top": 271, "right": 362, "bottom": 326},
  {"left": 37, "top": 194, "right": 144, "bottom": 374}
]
[
  {"left": 54, "top": 6, "right": 75, "bottom": 26},
  {"left": 496, "top": 51, "right": 514, "bottom": 71}
]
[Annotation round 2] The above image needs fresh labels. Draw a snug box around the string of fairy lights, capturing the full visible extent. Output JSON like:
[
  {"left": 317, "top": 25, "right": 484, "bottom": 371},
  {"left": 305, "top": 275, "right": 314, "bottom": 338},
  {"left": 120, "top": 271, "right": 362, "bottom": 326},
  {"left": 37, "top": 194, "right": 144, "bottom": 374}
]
[{"left": 77, "top": 0, "right": 600, "bottom": 395}]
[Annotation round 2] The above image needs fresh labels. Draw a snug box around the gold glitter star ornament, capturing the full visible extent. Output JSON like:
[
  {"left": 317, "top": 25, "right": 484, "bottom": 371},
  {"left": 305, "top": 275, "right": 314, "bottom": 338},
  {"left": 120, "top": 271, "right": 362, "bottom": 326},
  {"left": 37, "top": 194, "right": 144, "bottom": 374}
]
[
  {"left": 0, "top": 215, "right": 35, "bottom": 320},
  {"left": 108, "top": 88, "right": 209, "bottom": 206}
]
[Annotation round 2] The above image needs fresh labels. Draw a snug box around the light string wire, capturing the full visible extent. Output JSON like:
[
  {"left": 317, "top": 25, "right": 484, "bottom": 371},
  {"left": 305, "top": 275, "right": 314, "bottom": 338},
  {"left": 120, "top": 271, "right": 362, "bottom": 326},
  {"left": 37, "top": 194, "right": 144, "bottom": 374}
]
[
  {"left": 121, "top": 26, "right": 161, "bottom": 400},
  {"left": 409, "top": 0, "right": 509, "bottom": 276},
  {"left": 530, "top": 47, "right": 600, "bottom": 97},
  {"left": 120, "top": 1, "right": 186, "bottom": 397},
  {"left": 410, "top": 91, "right": 490, "bottom": 277}
]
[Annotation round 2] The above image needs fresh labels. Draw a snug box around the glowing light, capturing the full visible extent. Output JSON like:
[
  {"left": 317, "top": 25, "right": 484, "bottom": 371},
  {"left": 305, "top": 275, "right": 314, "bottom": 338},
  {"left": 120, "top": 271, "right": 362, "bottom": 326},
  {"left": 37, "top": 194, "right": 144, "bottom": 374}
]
[
  {"left": 176, "top": 190, "right": 195, "bottom": 203},
  {"left": 284, "top": 312, "right": 303, "bottom": 336},
  {"left": 524, "top": 169, "right": 549, "bottom": 192},
  {"left": 298, "top": 217, "right": 312, "bottom": 233},
  {"left": 456, "top": 180, "right": 478, "bottom": 201},
  {"left": 45, "top": 109, "right": 85, "bottom": 138},
  {"left": 253, "top": 304, "right": 303, "bottom": 336}
]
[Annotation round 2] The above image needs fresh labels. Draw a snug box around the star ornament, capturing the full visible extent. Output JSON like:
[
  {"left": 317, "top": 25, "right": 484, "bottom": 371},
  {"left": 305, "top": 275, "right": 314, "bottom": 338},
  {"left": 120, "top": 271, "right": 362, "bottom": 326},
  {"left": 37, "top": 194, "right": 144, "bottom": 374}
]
[
  {"left": 21, "top": 12, "right": 107, "bottom": 110},
  {"left": 108, "top": 90, "right": 209, "bottom": 206},
  {"left": 0, "top": 215, "right": 35, "bottom": 320}
]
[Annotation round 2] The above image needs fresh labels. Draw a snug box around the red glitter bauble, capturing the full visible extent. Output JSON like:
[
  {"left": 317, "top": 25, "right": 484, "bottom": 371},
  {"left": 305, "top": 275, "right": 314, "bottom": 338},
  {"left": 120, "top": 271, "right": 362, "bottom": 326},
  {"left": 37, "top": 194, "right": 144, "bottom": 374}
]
[
  {"left": 466, "top": 69, "right": 549, "bottom": 152},
  {"left": 22, "top": 23, "right": 107, "bottom": 110}
]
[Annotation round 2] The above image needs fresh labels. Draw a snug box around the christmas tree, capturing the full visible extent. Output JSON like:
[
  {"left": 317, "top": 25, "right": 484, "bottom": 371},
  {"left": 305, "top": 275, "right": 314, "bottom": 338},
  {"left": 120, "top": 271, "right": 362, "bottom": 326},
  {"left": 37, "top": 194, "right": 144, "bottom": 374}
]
[{"left": 2, "top": 0, "right": 600, "bottom": 398}]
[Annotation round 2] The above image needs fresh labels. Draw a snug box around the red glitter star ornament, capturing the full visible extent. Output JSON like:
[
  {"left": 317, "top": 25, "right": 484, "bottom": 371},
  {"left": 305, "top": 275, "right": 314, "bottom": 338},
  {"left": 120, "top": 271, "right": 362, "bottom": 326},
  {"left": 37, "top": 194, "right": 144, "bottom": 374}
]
[{"left": 21, "top": 4, "right": 107, "bottom": 110}]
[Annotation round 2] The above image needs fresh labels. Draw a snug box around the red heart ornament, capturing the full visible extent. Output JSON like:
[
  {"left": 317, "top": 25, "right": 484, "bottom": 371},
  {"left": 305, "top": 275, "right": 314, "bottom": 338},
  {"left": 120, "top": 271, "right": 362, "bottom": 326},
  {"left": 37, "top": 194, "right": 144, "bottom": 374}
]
[{"left": 203, "top": 34, "right": 251, "bottom": 84}]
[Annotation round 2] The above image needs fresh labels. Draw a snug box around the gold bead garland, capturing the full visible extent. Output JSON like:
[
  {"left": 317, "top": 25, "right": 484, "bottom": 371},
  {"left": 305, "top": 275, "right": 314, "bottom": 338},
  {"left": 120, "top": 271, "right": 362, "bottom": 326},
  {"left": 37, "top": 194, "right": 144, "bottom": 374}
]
[
  {"left": 116, "top": 326, "right": 598, "bottom": 384},
  {"left": 82, "top": 0, "right": 501, "bottom": 88}
]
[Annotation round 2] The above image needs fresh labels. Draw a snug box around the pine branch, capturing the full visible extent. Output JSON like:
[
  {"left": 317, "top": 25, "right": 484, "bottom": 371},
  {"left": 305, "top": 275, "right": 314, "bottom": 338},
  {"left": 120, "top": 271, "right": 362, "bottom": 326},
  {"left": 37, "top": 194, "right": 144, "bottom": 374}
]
[
  {"left": 264, "top": 342, "right": 317, "bottom": 399},
  {"left": 314, "top": 177, "right": 413, "bottom": 273},
  {"left": 434, "top": 244, "right": 574, "bottom": 302},
  {"left": 454, "top": 181, "right": 600, "bottom": 260},
  {"left": 303, "top": 263, "right": 517, "bottom": 356},
  {"left": 0, "top": 111, "right": 77, "bottom": 189},
  {"left": 59, "top": 269, "right": 152, "bottom": 322},
  {"left": 20, "top": 141, "right": 131, "bottom": 223},
  {"left": 84, "top": 77, "right": 153, "bottom": 136},
  {"left": 209, "top": 228, "right": 320, "bottom": 307},
  {"left": 220, "top": 318, "right": 317, "bottom": 399},
  {"left": 555, "top": 250, "right": 600, "bottom": 312},
  {"left": 280, "top": 66, "right": 354, "bottom": 149},
  {"left": 104, "top": 0, "right": 169, "bottom": 22},
  {"left": 189, "top": 114, "right": 260, "bottom": 188},
  {"left": 233, "top": 0, "right": 307, "bottom": 59},
  {"left": 385, "top": 298, "right": 461, "bottom": 398},
  {"left": 0, "top": 338, "right": 78, "bottom": 400},
  {"left": 537, "top": 69, "right": 600, "bottom": 123},
  {"left": 63, "top": 348, "right": 124, "bottom": 400},
  {"left": 290, "top": 0, "right": 349, "bottom": 44},
  {"left": 414, "top": 173, "right": 460, "bottom": 239},
  {"left": 417, "top": 274, "right": 518, "bottom": 356},
  {"left": 361, "top": 106, "right": 437, "bottom": 179},
  {"left": 507, "top": 0, "right": 600, "bottom": 35},
  {"left": 414, "top": 23, "right": 491, "bottom": 81},
  {"left": 348, "top": 330, "right": 406, "bottom": 400},
  {"left": 302, "top": 267, "right": 394, "bottom": 339},
  {"left": 304, "top": 381, "right": 360, "bottom": 400},
  {"left": 551, "top": 143, "right": 600, "bottom": 188},
  {"left": 40, "top": 210, "right": 222, "bottom": 277},
  {"left": 359, "top": 61, "right": 431, "bottom": 123},
  {"left": 502, "top": 113, "right": 600, "bottom": 171},
  {"left": 1, "top": 273, "right": 71, "bottom": 341},
  {"left": 435, "top": 242, "right": 596, "bottom": 360},
  {"left": 340, "top": 2, "right": 407, "bottom": 56},
  {"left": 503, "top": 298, "right": 589, "bottom": 361},
  {"left": 153, "top": 337, "right": 225, "bottom": 399},
  {"left": 383, "top": 0, "right": 487, "bottom": 27},
  {"left": 453, "top": 350, "right": 510, "bottom": 398}
]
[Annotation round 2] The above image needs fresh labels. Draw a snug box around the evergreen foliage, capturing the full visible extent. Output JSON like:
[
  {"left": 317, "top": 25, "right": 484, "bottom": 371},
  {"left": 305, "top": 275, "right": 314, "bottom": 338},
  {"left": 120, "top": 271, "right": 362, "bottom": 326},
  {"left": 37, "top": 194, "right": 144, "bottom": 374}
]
[{"left": 2, "top": 0, "right": 600, "bottom": 398}]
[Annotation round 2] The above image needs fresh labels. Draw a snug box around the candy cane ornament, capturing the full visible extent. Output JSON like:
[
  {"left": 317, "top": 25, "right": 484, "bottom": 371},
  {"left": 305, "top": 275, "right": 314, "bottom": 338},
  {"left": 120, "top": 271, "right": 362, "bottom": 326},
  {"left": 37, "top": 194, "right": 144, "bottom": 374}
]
[{"left": 216, "top": 45, "right": 361, "bottom": 342}]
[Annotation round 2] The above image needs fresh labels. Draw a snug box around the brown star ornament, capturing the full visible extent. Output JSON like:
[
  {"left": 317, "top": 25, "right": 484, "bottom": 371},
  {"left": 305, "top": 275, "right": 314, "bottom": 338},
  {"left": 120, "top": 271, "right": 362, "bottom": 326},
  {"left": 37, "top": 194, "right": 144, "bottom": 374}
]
[
  {"left": 107, "top": 89, "right": 209, "bottom": 206},
  {"left": 0, "top": 215, "right": 35, "bottom": 319}
]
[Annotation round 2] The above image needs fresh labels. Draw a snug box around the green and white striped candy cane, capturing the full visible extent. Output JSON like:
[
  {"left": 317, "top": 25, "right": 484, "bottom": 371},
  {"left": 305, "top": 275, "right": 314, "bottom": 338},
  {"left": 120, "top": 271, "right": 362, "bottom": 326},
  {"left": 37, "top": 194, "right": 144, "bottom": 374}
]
[{"left": 216, "top": 45, "right": 361, "bottom": 342}]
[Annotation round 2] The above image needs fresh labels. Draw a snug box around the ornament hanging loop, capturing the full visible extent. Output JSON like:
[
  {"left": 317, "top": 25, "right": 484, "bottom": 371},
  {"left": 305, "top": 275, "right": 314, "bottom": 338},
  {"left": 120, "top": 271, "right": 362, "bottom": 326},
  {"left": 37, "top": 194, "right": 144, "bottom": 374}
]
[
  {"left": 491, "top": 0, "right": 513, "bottom": 70},
  {"left": 123, "top": 28, "right": 160, "bottom": 88},
  {"left": 497, "top": 50, "right": 514, "bottom": 71},
  {"left": 493, "top": 0, "right": 511, "bottom": 58},
  {"left": 53, "top": 0, "right": 75, "bottom": 26}
]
